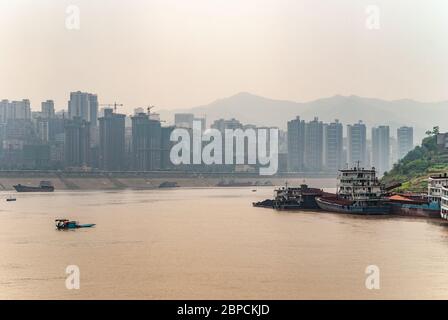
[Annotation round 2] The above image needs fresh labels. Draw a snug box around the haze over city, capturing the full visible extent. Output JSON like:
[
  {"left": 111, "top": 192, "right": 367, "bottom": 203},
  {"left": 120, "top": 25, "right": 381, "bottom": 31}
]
[
  {"left": 4, "top": 0, "right": 448, "bottom": 305},
  {"left": 1, "top": 0, "right": 448, "bottom": 111}
]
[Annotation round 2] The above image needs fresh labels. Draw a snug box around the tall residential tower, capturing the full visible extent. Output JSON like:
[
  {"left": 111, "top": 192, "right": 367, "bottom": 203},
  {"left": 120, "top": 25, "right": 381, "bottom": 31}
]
[
  {"left": 372, "top": 125, "right": 390, "bottom": 176},
  {"left": 397, "top": 126, "right": 414, "bottom": 160},
  {"left": 347, "top": 121, "right": 367, "bottom": 167},
  {"left": 324, "top": 120, "right": 343, "bottom": 172},
  {"left": 99, "top": 108, "right": 126, "bottom": 170},
  {"left": 287, "top": 116, "right": 306, "bottom": 172}
]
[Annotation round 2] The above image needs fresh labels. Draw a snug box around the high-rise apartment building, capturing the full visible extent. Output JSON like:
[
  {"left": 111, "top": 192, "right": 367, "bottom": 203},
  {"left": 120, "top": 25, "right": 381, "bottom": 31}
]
[
  {"left": 89, "top": 94, "right": 98, "bottom": 127},
  {"left": 304, "top": 117, "right": 324, "bottom": 171},
  {"left": 64, "top": 117, "right": 91, "bottom": 168},
  {"left": 372, "top": 125, "right": 390, "bottom": 176},
  {"left": 175, "top": 113, "right": 194, "bottom": 129},
  {"left": 41, "top": 100, "right": 55, "bottom": 119},
  {"left": 324, "top": 120, "right": 343, "bottom": 172},
  {"left": 287, "top": 116, "right": 306, "bottom": 172},
  {"left": 68, "top": 91, "right": 98, "bottom": 126},
  {"left": 0, "top": 99, "right": 31, "bottom": 122},
  {"left": 347, "top": 121, "right": 367, "bottom": 167},
  {"left": 397, "top": 126, "right": 414, "bottom": 160},
  {"left": 131, "top": 112, "right": 162, "bottom": 171},
  {"left": 99, "top": 108, "right": 126, "bottom": 171}
]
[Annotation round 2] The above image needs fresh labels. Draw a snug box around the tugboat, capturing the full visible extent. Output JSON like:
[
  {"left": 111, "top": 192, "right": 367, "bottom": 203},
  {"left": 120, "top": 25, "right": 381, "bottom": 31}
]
[
  {"left": 253, "top": 182, "right": 329, "bottom": 210},
  {"left": 315, "top": 164, "right": 390, "bottom": 215},
  {"left": 14, "top": 181, "right": 54, "bottom": 192}
]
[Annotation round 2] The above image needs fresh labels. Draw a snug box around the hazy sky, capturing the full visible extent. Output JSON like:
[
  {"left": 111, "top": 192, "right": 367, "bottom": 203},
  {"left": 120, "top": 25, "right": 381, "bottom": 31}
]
[{"left": 1, "top": 0, "right": 447, "bottom": 112}]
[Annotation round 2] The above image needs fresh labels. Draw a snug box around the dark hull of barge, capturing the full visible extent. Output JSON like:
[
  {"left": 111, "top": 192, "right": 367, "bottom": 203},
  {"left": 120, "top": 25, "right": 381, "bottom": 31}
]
[{"left": 315, "top": 196, "right": 391, "bottom": 215}]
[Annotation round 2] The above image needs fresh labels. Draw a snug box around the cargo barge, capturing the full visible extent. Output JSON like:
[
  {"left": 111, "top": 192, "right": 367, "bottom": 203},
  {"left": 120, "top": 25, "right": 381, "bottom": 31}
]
[
  {"left": 13, "top": 181, "right": 54, "bottom": 192},
  {"left": 388, "top": 193, "right": 441, "bottom": 218},
  {"left": 253, "top": 183, "right": 330, "bottom": 210},
  {"left": 253, "top": 167, "right": 446, "bottom": 220}
]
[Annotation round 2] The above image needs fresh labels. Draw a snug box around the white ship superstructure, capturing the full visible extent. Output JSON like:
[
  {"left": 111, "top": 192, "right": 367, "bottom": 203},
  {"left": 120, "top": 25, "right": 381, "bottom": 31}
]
[
  {"left": 337, "top": 166, "right": 385, "bottom": 203},
  {"left": 315, "top": 164, "right": 390, "bottom": 215}
]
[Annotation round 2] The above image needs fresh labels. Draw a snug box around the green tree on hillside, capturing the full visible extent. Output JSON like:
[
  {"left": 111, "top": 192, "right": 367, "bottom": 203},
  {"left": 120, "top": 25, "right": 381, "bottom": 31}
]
[
  {"left": 382, "top": 133, "right": 445, "bottom": 192},
  {"left": 426, "top": 126, "right": 439, "bottom": 136}
]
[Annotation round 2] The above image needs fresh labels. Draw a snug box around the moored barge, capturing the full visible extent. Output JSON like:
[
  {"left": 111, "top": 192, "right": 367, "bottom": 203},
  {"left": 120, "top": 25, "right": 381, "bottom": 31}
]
[
  {"left": 315, "top": 165, "right": 390, "bottom": 215},
  {"left": 253, "top": 183, "right": 330, "bottom": 210},
  {"left": 13, "top": 181, "right": 54, "bottom": 192},
  {"left": 388, "top": 193, "right": 440, "bottom": 218}
]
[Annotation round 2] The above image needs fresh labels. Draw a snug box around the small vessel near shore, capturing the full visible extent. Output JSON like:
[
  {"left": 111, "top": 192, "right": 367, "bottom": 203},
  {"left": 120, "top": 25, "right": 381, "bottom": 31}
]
[
  {"left": 158, "top": 181, "right": 179, "bottom": 188},
  {"left": 55, "top": 219, "right": 96, "bottom": 230},
  {"left": 253, "top": 183, "right": 330, "bottom": 210},
  {"left": 217, "top": 179, "right": 273, "bottom": 187},
  {"left": 217, "top": 180, "right": 254, "bottom": 187},
  {"left": 315, "top": 165, "right": 390, "bottom": 215},
  {"left": 14, "top": 181, "right": 54, "bottom": 192},
  {"left": 6, "top": 196, "right": 16, "bottom": 202}
]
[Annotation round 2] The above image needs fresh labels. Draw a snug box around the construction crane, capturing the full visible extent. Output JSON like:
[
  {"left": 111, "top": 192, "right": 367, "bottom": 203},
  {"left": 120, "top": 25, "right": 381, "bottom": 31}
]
[
  {"left": 146, "top": 105, "right": 155, "bottom": 115},
  {"left": 145, "top": 105, "right": 166, "bottom": 123},
  {"left": 99, "top": 102, "right": 124, "bottom": 112}
]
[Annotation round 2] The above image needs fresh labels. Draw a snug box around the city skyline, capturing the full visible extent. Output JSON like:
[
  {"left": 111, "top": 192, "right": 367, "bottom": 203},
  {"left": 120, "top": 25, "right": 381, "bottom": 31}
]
[
  {"left": 3, "top": 1, "right": 448, "bottom": 304},
  {"left": 0, "top": 91, "right": 416, "bottom": 174}
]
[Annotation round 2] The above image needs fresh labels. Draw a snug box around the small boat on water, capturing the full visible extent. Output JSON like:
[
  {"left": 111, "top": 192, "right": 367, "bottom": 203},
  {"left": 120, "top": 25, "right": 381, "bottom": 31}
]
[
  {"left": 55, "top": 219, "right": 96, "bottom": 230},
  {"left": 217, "top": 179, "right": 254, "bottom": 187},
  {"left": 14, "top": 181, "right": 54, "bottom": 192},
  {"left": 158, "top": 181, "right": 179, "bottom": 188},
  {"left": 6, "top": 196, "right": 16, "bottom": 202}
]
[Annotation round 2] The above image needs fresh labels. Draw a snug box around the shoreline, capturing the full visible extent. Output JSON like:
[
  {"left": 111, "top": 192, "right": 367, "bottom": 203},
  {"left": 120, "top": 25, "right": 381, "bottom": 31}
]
[{"left": 0, "top": 174, "right": 337, "bottom": 191}]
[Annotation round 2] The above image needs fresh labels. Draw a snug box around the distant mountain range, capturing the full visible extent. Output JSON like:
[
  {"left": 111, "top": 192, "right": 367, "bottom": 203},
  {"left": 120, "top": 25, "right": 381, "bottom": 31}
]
[{"left": 158, "top": 92, "right": 448, "bottom": 142}]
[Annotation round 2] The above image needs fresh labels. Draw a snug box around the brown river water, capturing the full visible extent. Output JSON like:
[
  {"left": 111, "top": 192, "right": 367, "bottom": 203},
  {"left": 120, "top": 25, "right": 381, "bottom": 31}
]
[{"left": 1, "top": 186, "right": 448, "bottom": 299}]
